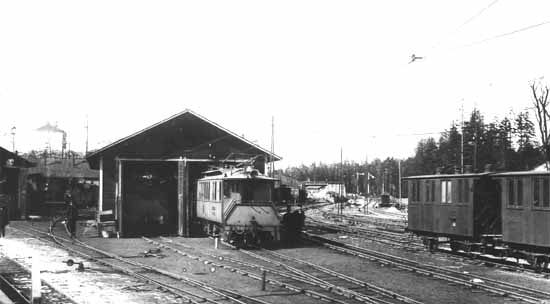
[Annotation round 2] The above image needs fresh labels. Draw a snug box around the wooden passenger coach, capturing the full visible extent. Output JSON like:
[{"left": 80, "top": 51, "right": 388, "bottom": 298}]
[
  {"left": 404, "top": 173, "right": 501, "bottom": 250},
  {"left": 493, "top": 171, "right": 550, "bottom": 252}
]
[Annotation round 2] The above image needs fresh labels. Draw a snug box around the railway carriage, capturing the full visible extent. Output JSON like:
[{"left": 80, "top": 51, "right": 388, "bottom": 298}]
[
  {"left": 195, "top": 166, "right": 281, "bottom": 246},
  {"left": 492, "top": 171, "right": 550, "bottom": 268},
  {"left": 404, "top": 172, "right": 501, "bottom": 251},
  {"left": 405, "top": 169, "right": 550, "bottom": 271}
]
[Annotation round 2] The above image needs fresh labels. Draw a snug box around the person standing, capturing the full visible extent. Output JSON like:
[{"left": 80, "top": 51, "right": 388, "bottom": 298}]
[
  {"left": 66, "top": 199, "right": 78, "bottom": 238},
  {"left": 0, "top": 205, "right": 8, "bottom": 237}
]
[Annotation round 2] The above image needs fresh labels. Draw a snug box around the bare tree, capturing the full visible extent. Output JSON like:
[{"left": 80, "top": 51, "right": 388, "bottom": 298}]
[{"left": 531, "top": 80, "right": 550, "bottom": 169}]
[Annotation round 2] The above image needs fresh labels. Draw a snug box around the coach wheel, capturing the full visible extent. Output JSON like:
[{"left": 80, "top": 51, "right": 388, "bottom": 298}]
[
  {"left": 450, "top": 241, "right": 459, "bottom": 252},
  {"left": 533, "top": 256, "right": 547, "bottom": 273},
  {"left": 428, "top": 239, "right": 437, "bottom": 253}
]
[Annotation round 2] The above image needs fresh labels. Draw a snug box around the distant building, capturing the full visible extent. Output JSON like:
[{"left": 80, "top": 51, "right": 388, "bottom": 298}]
[
  {"left": 303, "top": 181, "right": 346, "bottom": 200},
  {"left": 23, "top": 158, "right": 99, "bottom": 216},
  {"left": 86, "top": 109, "right": 280, "bottom": 237},
  {"left": 0, "top": 147, "right": 34, "bottom": 219}
]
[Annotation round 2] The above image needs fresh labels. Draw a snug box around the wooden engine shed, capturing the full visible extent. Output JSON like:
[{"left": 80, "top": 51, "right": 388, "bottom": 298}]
[{"left": 86, "top": 109, "right": 280, "bottom": 237}]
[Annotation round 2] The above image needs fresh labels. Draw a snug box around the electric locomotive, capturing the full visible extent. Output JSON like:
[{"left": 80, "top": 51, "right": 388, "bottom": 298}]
[{"left": 195, "top": 166, "right": 281, "bottom": 247}]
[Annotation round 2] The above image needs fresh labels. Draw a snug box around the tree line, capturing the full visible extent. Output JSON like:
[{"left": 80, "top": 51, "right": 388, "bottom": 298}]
[{"left": 280, "top": 108, "right": 545, "bottom": 198}]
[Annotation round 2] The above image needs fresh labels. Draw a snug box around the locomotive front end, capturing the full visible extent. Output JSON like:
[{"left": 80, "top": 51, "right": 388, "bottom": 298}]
[{"left": 196, "top": 166, "right": 281, "bottom": 247}]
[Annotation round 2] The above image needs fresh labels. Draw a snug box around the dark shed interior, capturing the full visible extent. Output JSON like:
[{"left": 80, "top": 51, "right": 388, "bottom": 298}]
[{"left": 86, "top": 109, "right": 281, "bottom": 237}]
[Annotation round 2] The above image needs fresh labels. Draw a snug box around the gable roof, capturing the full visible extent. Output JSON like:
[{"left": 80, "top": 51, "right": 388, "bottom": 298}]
[
  {"left": 0, "top": 146, "right": 34, "bottom": 168},
  {"left": 86, "top": 109, "right": 281, "bottom": 168}
]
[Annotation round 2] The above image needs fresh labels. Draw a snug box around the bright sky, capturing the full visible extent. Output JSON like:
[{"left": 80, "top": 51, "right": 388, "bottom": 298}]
[{"left": 1, "top": 1, "right": 549, "bottom": 167}]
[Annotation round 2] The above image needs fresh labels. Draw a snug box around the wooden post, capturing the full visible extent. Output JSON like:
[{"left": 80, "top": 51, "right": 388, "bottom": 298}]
[
  {"left": 117, "top": 159, "right": 123, "bottom": 235},
  {"left": 261, "top": 270, "right": 266, "bottom": 291},
  {"left": 31, "top": 255, "right": 41, "bottom": 303},
  {"left": 98, "top": 157, "right": 103, "bottom": 224},
  {"left": 178, "top": 158, "right": 189, "bottom": 236}
]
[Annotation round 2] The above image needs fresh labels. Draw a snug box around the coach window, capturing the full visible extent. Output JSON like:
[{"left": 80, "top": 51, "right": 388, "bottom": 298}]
[
  {"left": 533, "top": 177, "right": 550, "bottom": 208},
  {"left": 441, "top": 180, "right": 452, "bottom": 203},
  {"left": 425, "top": 181, "right": 430, "bottom": 202},
  {"left": 508, "top": 179, "right": 523, "bottom": 208},
  {"left": 431, "top": 180, "right": 436, "bottom": 202},
  {"left": 411, "top": 180, "right": 421, "bottom": 203},
  {"left": 457, "top": 179, "right": 470, "bottom": 203}
]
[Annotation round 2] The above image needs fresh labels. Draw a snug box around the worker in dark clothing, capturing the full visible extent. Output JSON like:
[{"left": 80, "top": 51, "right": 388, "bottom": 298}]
[
  {"left": 66, "top": 198, "right": 78, "bottom": 238},
  {"left": 297, "top": 205, "right": 306, "bottom": 230},
  {"left": 291, "top": 208, "right": 303, "bottom": 244},
  {"left": 281, "top": 205, "right": 293, "bottom": 246},
  {"left": 248, "top": 216, "right": 262, "bottom": 245},
  {"left": 0, "top": 205, "right": 8, "bottom": 237}
]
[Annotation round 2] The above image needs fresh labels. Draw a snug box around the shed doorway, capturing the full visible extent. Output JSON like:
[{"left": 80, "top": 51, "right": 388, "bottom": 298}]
[{"left": 122, "top": 162, "right": 178, "bottom": 236}]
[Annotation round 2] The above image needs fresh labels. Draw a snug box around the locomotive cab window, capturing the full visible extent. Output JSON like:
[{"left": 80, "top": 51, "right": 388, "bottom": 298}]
[
  {"left": 533, "top": 177, "right": 550, "bottom": 208},
  {"left": 507, "top": 178, "right": 523, "bottom": 208},
  {"left": 441, "top": 180, "right": 452, "bottom": 203}
]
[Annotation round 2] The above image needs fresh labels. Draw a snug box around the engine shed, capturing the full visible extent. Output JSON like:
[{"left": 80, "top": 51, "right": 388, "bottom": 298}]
[{"left": 86, "top": 109, "right": 280, "bottom": 237}]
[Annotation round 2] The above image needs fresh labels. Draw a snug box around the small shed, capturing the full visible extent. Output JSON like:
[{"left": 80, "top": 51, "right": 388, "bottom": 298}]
[
  {"left": 86, "top": 109, "right": 281, "bottom": 237},
  {"left": 0, "top": 147, "right": 34, "bottom": 219},
  {"left": 24, "top": 158, "right": 99, "bottom": 216}
]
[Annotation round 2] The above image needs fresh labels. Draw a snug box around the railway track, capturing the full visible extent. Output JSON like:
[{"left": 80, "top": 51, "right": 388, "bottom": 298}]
[
  {"left": 0, "top": 272, "right": 30, "bottom": 304},
  {"left": 304, "top": 232, "right": 550, "bottom": 304},
  {"left": 306, "top": 217, "right": 424, "bottom": 251},
  {"left": 0, "top": 246, "right": 77, "bottom": 304},
  {"left": 310, "top": 213, "right": 550, "bottom": 275},
  {"left": 146, "top": 236, "right": 423, "bottom": 304},
  {"left": 320, "top": 212, "right": 407, "bottom": 232},
  {"left": 11, "top": 225, "right": 270, "bottom": 304}
]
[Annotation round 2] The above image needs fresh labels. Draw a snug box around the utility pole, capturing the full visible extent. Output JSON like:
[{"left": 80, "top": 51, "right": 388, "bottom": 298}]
[
  {"left": 398, "top": 160, "right": 402, "bottom": 203},
  {"left": 460, "top": 103, "right": 464, "bottom": 173},
  {"left": 270, "top": 116, "right": 274, "bottom": 177},
  {"left": 85, "top": 115, "right": 89, "bottom": 155},
  {"left": 10, "top": 126, "right": 16, "bottom": 152},
  {"left": 340, "top": 147, "right": 343, "bottom": 215}
]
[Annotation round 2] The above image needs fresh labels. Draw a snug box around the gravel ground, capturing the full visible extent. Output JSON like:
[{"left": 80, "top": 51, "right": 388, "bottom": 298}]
[{"left": 3, "top": 218, "right": 549, "bottom": 304}]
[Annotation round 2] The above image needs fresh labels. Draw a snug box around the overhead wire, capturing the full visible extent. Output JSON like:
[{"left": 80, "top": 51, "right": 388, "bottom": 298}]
[
  {"left": 454, "top": 20, "right": 550, "bottom": 50},
  {"left": 426, "top": 0, "right": 501, "bottom": 55}
]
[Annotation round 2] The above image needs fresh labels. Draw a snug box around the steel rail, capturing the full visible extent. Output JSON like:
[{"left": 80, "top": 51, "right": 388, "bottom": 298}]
[
  {"left": 305, "top": 233, "right": 550, "bottom": 304},
  {"left": 0, "top": 273, "right": 31, "bottom": 304},
  {"left": 149, "top": 237, "right": 365, "bottom": 304},
  {"left": 11, "top": 226, "right": 227, "bottom": 304},
  {"left": 306, "top": 219, "right": 424, "bottom": 251},
  {"left": 247, "top": 248, "right": 424, "bottom": 304},
  {"left": 310, "top": 215, "right": 547, "bottom": 275}
]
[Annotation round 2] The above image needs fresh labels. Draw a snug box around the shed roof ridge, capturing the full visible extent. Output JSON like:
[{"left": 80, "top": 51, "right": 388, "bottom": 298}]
[{"left": 86, "top": 108, "right": 281, "bottom": 161}]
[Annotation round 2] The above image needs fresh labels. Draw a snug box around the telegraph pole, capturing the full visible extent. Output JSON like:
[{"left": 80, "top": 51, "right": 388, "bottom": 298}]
[
  {"left": 340, "top": 147, "right": 343, "bottom": 215},
  {"left": 85, "top": 115, "right": 89, "bottom": 155},
  {"left": 461, "top": 103, "right": 464, "bottom": 173},
  {"left": 398, "top": 160, "right": 402, "bottom": 204},
  {"left": 270, "top": 116, "right": 274, "bottom": 177},
  {"left": 10, "top": 126, "right": 16, "bottom": 152}
]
